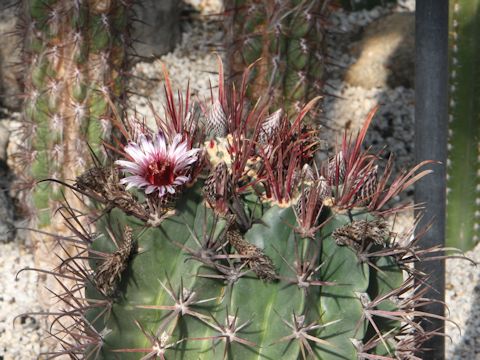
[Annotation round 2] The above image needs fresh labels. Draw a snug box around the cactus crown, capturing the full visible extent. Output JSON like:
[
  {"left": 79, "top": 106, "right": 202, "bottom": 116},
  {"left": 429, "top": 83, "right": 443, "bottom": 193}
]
[{"left": 25, "top": 62, "right": 452, "bottom": 360}]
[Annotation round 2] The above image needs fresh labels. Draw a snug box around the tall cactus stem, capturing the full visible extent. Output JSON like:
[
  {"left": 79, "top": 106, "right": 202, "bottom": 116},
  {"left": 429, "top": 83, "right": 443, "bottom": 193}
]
[
  {"left": 225, "top": 0, "right": 329, "bottom": 116},
  {"left": 446, "top": 0, "right": 480, "bottom": 250}
]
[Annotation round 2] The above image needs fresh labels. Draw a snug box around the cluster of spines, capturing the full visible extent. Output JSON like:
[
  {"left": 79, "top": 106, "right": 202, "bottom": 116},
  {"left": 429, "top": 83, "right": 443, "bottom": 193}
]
[
  {"left": 17, "top": 0, "right": 132, "bottom": 226},
  {"left": 224, "top": 0, "right": 329, "bottom": 116},
  {"left": 446, "top": 0, "right": 480, "bottom": 250},
  {"left": 15, "top": 65, "right": 460, "bottom": 359}
]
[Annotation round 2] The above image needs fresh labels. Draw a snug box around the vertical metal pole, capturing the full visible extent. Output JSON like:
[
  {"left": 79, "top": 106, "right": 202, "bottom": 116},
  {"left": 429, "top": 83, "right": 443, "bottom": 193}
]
[{"left": 415, "top": 1, "right": 448, "bottom": 359}]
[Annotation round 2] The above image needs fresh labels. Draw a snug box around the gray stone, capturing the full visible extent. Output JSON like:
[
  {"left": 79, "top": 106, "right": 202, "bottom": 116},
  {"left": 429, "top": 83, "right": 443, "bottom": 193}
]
[
  {"left": 131, "top": 0, "right": 181, "bottom": 59},
  {"left": 0, "top": 121, "right": 9, "bottom": 161},
  {"left": 0, "top": 197, "right": 15, "bottom": 242},
  {"left": 0, "top": 1, "right": 22, "bottom": 110},
  {"left": 0, "top": 159, "right": 15, "bottom": 243},
  {"left": 0, "top": 117, "right": 14, "bottom": 243},
  {"left": 345, "top": 12, "right": 414, "bottom": 89}
]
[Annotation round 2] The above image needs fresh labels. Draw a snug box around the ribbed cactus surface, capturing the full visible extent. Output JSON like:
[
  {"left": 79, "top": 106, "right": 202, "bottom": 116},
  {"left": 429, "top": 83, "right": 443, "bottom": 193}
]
[
  {"left": 446, "top": 0, "right": 480, "bottom": 251},
  {"left": 33, "top": 67, "right": 449, "bottom": 359},
  {"left": 225, "top": 0, "right": 328, "bottom": 115},
  {"left": 21, "top": 0, "right": 130, "bottom": 226},
  {"left": 86, "top": 193, "right": 401, "bottom": 359}
]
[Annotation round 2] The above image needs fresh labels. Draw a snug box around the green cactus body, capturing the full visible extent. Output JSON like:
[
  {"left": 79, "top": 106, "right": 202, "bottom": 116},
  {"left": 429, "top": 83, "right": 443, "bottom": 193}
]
[
  {"left": 225, "top": 0, "right": 328, "bottom": 115},
  {"left": 447, "top": 0, "right": 480, "bottom": 250},
  {"left": 35, "top": 68, "right": 445, "bottom": 359},
  {"left": 85, "top": 188, "right": 404, "bottom": 359},
  {"left": 22, "top": 0, "right": 129, "bottom": 226}
]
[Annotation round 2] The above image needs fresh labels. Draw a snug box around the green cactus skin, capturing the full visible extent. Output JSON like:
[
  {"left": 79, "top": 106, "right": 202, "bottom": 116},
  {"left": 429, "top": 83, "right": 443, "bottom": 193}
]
[
  {"left": 21, "top": 0, "right": 130, "bottom": 226},
  {"left": 225, "top": 0, "right": 328, "bottom": 115},
  {"left": 446, "top": 0, "right": 480, "bottom": 250},
  {"left": 84, "top": 187, "right": 405, "bottom": 359}
]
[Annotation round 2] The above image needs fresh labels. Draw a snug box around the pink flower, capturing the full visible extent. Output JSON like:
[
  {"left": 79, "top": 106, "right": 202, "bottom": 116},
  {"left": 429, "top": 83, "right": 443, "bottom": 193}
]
[{"left": 115, "top": 132, "right": 200, "bottom": 197}]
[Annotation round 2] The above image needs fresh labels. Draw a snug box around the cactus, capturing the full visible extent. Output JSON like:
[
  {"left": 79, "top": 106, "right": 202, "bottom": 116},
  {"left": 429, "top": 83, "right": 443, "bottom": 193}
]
[
  {"left": 446, "top": 0, "right": 480, "bottom": 251},
  {"left": 27, "top": 64, "right": 452, "bottom": 359},
  {"left": 18, "top": 0, "right": 131, "bottom": 227},
  {"left": 225, "top": 0, "right": 328, "bottom": 116},
  {"left": 14, "top": 0, "right": 132, "bottom": 329}
]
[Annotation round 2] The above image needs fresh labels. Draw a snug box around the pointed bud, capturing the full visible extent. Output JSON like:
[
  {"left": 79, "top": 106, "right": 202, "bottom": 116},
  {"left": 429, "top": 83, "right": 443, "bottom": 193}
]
[
  {"left": 292, "top": 163, "right": 313, "bottom": 186},
  {"left": 259, "top": 109, "right": 282, "bottom": 144},
  {"left": 354, "top": 165, "right": 378, "bottom": 204},
  {"left": 301, "top": 163, "right": 315, "bottom": 183},
  {"left": 327, "top": 151, "right": 346, "bottom": 185},
  {"left": 203, "top": 161, "right": 231, "bottom": 215},
  {"left": 316, "top": 176, "right": 331, "bottom": 200},
  {"left": 205, "top": 100, "right": 227, "bottom": 138},
  {"left": 294, "top": 174, "right": 330, "bottom": 221}
]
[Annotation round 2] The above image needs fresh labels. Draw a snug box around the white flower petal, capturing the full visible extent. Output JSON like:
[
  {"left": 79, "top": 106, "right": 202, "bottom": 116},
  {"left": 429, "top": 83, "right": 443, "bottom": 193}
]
[
  {"left": 124, "top": 143, "right": 150, "bottom": 167},
  {"left": 145, "top": 185, "right": 156, "bottom": 194},
  {"left": 173, "top": 176, "right": 189, "bottom": 185},
  {"left": 124, "top": 181, "right": 136, "bottom": 190},
  {"left": 171, "top": 134, "right": 182, "bottom": 149},
  {"left": 158, "top": 187, "right": 166, "bottom": 197},
  {"left": 121, "top": 175, "right": 150, "bottom": 189},
  {"left": 173, "top": 157, "right": 196, "bottom": 172},
  {"left": 140, "top": 135, "right": 156, "bottom": 158},
  {"left": 115, "top": 160, "right": 143, "bottom": 174},
  {"left": 170, "top": 142, "right": 189, "bottom": 160},
  {"left": 154, "top": 132, "right": 167, "bottom": 157}
]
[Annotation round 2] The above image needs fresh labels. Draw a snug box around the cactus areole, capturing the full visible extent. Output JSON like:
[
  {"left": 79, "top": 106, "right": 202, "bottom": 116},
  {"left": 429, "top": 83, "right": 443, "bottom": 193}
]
[{"left": 37, "top": 63, "right": 449, "bottom": 359}]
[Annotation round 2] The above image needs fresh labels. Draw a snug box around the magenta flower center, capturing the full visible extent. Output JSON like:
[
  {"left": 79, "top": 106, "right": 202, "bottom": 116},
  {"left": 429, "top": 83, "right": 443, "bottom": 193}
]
[{"left": 146, "top": 160, "right": 176, "bottom": 186}]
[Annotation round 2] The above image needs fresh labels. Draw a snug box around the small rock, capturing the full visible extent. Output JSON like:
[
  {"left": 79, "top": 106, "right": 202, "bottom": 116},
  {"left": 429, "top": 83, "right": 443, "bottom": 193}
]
[
  {"left": 0, "top": 152, "right": 15, "bottom": 243},
  {"left": 0, "top": 191, "right": 15, "bottom": 243},
  {"left": 131, "top": 0, "right": 182, "bottom": 59},
  {"left": 0, "top": 1, "right": 22, "bottom": 110},
  {"left": 0, "top": 122, "right": 8, "bottom": 161},
  {"left": 345, "top": 12, "right": 415, "bottom": 89}
]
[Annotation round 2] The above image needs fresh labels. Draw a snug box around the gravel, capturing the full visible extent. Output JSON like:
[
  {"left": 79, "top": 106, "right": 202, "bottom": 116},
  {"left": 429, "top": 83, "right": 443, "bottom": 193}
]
[
  {"left": 1, "top": 0, "right": 479, "bottom": 358},
  {"left": 128, "top": 5, "right": 223, "bottom": 122},
  {"left": 446, "top": 243, "right": 480, "bottom": 360},
  {"left": 323, "top": 2, "right": 415, "bottom": 180},
  {"left": 0, "top": 232, "right": 49, "bottom": 359}
]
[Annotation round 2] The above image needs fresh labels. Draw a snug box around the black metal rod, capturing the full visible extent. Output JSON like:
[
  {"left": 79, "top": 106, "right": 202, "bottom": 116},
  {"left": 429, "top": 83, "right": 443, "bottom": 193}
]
[{"left": 415, "top": 1, "right": 448, "bottom": 359}]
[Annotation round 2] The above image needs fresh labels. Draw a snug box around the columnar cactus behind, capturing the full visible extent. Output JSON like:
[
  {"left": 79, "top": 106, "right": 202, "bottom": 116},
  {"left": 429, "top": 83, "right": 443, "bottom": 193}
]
[
  {"left": 34, "top": 65, "right": 449, "bottom": 359},
  {"left": 18, "top": 0, "right": 131, "bottom": 226},
  {"left": 446, "top": 0, "right": 480, "bottom": 250},
  {"left": 225, "top": 0, "right": 329, "bottom": 115}
]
